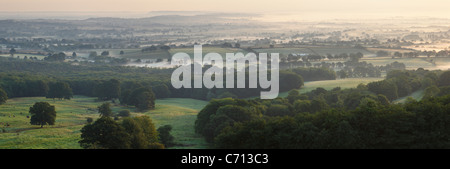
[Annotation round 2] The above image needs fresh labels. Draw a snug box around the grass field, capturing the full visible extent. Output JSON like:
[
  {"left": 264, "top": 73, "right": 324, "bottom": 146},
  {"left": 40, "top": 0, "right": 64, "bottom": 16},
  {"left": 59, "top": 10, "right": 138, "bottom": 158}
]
[
  {"left": 277, "top": 78, "right": 384, "bottom": 98},
  {"left": 0, "top": 96, "right": 209, "bottom": 149}
]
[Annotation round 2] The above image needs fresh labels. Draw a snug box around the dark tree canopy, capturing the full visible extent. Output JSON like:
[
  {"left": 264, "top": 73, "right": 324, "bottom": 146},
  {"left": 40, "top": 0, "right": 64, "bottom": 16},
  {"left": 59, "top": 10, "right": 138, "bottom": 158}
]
[
  {"left": 79, "top": 116, "right": 164, "bottom": 149},
  {"left": 95, "top": 79, "right": 121, "bottom": 101},
  {"left": 438, "top": 71, "right": 450, "bottom": 87},
  {"left": 157, "top": 125, "right": 175, "bottom": 147},
  {"left": 98, "top": 103, "right": 113, "bottom": 117},
  {"left": 79, "top": 117, "right": 130, "bottom": 149},
  {"left": 29, "top": 102, "right": 56, "bottom": 128},
  {"left": 122, "top": 116, "right": 163, "bottom": 149}
]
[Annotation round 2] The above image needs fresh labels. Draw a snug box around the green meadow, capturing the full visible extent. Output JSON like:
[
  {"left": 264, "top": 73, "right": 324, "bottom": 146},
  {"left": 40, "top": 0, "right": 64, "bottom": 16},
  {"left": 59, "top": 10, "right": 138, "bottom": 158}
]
[
  {"left": 277, "top": 78, "right": 384, "bottom": 98},
  {"left": 0, "top": 96, "right": 209, "bottom": 149}
]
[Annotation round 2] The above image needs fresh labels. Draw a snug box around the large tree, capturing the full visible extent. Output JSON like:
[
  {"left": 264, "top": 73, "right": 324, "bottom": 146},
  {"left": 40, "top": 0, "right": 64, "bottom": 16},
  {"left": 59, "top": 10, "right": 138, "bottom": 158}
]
[
  {"left": 94, "top": 79, "right": 121, "bottom": 101},
  {"left": 122, "top": 116, "right": 163, "bottom": 149},
  {"left": 157, "top": 125, "right": 175, "bottom": 147},
  {"left": 29, "top": 102, "right": 56, "bottom": 128},
  {"left": 128, "top": 87, "right": 155, "bottom": 111},
  {"left": 79, "top": 117, "right": 130, "bottom": 149}
]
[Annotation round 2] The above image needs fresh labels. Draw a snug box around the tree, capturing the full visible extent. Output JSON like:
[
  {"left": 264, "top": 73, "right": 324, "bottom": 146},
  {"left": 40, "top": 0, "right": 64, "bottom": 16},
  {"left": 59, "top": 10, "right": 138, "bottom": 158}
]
[
  {"left": 89, "top": 51, "right": 98, "bottom": 58},
  {"left": 45, "top": 52, "right": 66, "bottom": 61},
  {"left": 72, "top": 52, "right": 77, "bottom": 58},
  {"left": 265, "top": 104, "right": 292, "bottom": 117},
  {"left": 118, "top": 110, "right": 131, "bottom": 117},
  {"left": 79, "top": 117, "right": 130, "bottom": 149},
  {"left": 158, "top": 125, "right": 175, "bottom": 147},
  {"left": 29, "top": 102, "right": 56, "bottom": 128},
  {"left": 46, "top": 82, "right": 73, "bottom": 100},
  {"left": 101, "top": 51, "right": 109, "bottom": 56},
  {"left": 160, "top": 45, "right": 171, "bottom": 51},
  {"left": 9, "top": 48, "right": 16, "bottom": 57},
  {"left": 438, "top": 71, "right": 450, "bottom": 87},
  {"left": 367, "top": 80, "right": 398, "bottom": 101},
  {"left": 376, "top": 50, "right": 389, "bottom": 57},
  {"left": 128, "top": 87, "right": 156, "bottom": 111},
  {"left": 423, "top": 85, "right": 440, "bottom": 99},
  {"left": 338, "top": 70, "right": 348, "bottom": 79},
  {"left": 287, "top": 89, "right": 302, "bottom": 104},
  {"left": 98, "top": 103, "right": 113, "bottom": 117},
  {"left": 377, "top": 94, "right": 390, "bottom": 106},
  {"left": 135, "top": 92, "right": 155, "bottom": 111},
  {"left": 0, "top": 88, "right": 7, "bottom": 105},
  {"left": 152, "top": 84, "right": 170, "bottom": 99},
  {"left": 121, "top": 116, "right": 164, "bottom": 149}
]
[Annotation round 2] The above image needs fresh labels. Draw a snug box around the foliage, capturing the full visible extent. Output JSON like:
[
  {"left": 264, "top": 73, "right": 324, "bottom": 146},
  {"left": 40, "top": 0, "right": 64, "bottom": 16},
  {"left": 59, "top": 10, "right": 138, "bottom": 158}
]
[
  {"left": 46, "top": 82, "right": 73, "bottom": 100},
  {"left": 79, "top": 117, "right": 130, "bottom": 149},
  {"left": 122, "top": 116, "right": 163, "bottom": 149},
  {"left": 79, "top": 115, "right": 164, "bottom": 149},
  {"left": 212, "top": 94, "right": 450, "bottom": 149},
  {"left": 98, "top": 103, "right": 113, "bottom": 117},
  {"left": 29, "top": 102, "right": 56, "bottom": 128}
]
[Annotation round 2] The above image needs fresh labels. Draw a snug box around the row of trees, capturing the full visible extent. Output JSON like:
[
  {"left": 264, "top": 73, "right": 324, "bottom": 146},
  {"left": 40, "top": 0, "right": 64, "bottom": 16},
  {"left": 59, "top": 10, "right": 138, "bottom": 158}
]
[
  {"left": 377, "top": 50, "right": 450, "bottom": 58},
  {"left": 195, "top": 70, "right": 450, "bottom": 148},
  {"left": 0, "top": 58, "right": 306, "bottom": 102}
]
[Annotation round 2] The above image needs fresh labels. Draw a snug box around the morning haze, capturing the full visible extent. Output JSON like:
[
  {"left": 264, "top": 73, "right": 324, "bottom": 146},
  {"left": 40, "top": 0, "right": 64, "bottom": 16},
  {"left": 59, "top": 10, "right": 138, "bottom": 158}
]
[
  {"left": 2, "top": 0, "right": 450, "bottom": 20},
  {"left": 1, "top": 0, "right": 450, "bottom": 151}
]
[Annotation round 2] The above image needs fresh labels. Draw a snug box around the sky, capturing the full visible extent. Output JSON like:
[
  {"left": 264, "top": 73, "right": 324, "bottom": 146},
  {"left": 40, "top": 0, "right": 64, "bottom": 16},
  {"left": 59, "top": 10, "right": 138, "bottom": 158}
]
[{"left": 1, "top": 0, "right": 450, "bottom": 20}]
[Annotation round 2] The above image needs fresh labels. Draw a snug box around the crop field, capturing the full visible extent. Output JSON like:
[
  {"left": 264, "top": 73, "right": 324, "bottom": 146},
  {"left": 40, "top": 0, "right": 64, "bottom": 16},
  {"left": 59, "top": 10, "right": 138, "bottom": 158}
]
[{"left": 0, "top": 96, "right": 209, "bottom": 149}]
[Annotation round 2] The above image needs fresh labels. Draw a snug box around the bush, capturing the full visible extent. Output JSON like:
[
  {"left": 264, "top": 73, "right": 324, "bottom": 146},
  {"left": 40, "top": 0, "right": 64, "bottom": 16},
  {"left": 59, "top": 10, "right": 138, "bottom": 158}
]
[{"left": 118, "top": 110, "right": 131, "bottom": 117}]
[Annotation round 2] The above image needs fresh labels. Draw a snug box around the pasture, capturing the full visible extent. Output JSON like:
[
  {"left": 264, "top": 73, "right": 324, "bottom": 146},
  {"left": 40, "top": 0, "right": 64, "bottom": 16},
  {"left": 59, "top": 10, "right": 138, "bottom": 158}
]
[{"left": 0, "top": 96, "right": 209, "bottom": 149}]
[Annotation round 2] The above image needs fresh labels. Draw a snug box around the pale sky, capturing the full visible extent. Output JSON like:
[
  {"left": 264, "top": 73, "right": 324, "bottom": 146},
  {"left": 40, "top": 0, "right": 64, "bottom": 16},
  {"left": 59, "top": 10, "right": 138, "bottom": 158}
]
[{"left": 1, "top": 0, "right": 450, "bottom": 19}]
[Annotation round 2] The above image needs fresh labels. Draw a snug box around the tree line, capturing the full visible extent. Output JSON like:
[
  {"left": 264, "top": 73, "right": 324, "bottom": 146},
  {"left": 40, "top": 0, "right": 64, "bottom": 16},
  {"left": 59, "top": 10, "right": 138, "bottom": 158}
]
[
  {"left": 194, "top": 69, "right": 450, "bottom": 148},
  {"left": 0, "top": 58, "right": 310, "bottom": 102}
]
